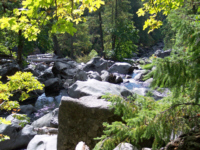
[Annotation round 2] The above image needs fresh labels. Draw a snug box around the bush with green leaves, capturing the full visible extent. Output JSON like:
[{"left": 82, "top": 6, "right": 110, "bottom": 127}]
[
  {"left": 76, "top": 49, "right": 98, "bottom": 63},
  {"left": 94, "top": 93, "right": 200, "bottom": 150},
  {"left": 0, "top": 43, "right": 16, "bottom": 59},
  {"left": 0, "top": 71, "right": 44, "bottom": 141}
]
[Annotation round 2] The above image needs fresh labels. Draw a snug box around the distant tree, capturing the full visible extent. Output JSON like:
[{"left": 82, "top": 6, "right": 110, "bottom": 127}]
[
  {"left": 57, "top": 22, "right": 92, "bottom": 58},
  {"left": 103, "top": 0, "right": 139, "bottom": 60}
]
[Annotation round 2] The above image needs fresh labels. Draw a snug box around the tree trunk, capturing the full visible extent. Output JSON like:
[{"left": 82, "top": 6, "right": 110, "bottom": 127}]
[
  {"left": 17, "top": 29, "right": 23, "bottom": 65},
  {"left": 52, "top": 34, "right": 61, "bottom": 57},
  {"left": 99, "top": 10, "right": 104, "bottom": 58},
  {"left": 70, "top": 35, "right": 74, "bottom": 59},
  {"left": 112, "top": 0, "right": 118, "bottom": 52}
]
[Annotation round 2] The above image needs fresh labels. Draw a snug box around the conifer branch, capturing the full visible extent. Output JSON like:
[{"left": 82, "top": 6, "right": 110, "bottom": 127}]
[{"left": 160, "top": 103, "right": 200, "bottom": 115}]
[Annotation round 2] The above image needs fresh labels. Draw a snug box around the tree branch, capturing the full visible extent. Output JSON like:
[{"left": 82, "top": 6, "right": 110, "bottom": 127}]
[{"left": 160, "top": 102, "right": 200, "bottom": 115}]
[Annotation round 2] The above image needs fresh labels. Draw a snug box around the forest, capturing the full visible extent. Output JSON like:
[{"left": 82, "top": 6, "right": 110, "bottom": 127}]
[{"left": 0, "top": 0, "right": 200, "bottom": 150}]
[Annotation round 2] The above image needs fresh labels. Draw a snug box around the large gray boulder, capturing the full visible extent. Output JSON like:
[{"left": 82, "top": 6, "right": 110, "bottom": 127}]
[
  {"left": 83, "top": 57, "right": 114, "bottom": 73},
  {"left": 27, "top": 135, "right": 57, "bottom": 150},
  {"left": 68, "top": 79, "right": 133, "bottom": 98},
  {"left": 62, "top": 68, "right": 78, "bottom": 79},
  {"left": 0, "top": 62, "right": 20, "bottom": 82},
  {"left": 52, "top": 60, "right": 80, "bottom": 79},
  {"left": 32, "top": 108, "right": 59, "bottom": 128},
  {"left": 108, "top": 62, "right": 134, "bottom": 74},
  {"left": 0, "top": 114, "right": 36, "bottom": 150},
  {"left": 58, "top": 96, "right": 122, "bottom": 150}
]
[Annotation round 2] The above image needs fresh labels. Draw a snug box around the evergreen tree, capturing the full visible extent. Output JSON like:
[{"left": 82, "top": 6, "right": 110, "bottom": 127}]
[
  {"left": 103, "top": 0, "right": 139, "bottom": 60},
  {"left": 94, "top": 1, "right": 200, "bottom": 149}
]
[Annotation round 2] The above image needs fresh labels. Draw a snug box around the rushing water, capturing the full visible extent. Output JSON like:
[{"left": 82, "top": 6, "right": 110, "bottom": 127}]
[
  {"left": 122, "top": 81, "right": 143, "bottom": 90},
  {"left": 121, "top": 72, "right": 143, "bottom": 90}
]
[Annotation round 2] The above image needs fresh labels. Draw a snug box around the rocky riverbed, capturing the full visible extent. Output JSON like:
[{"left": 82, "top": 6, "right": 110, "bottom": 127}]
[{"left": 1, "top": 42, "right": 197, "bottom": 150}]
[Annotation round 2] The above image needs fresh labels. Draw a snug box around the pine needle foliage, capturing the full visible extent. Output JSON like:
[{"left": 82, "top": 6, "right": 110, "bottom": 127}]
[
  {"left": 94, "top": 94, "right": 200, "bottom": 150},
  {"left": 150, "top": 6, "right": 200, "bottom": 103},
  {"left": 94, "top": 1, "right": 200, "bottom": 150}
]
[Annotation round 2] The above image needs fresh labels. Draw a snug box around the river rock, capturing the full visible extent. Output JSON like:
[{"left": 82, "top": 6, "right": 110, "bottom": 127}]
[
  {"left": 108, "top": 62, "right": 134, "bottom": 74},
  {"left": 74, "top": 69, "right": 88, "bottom": 81},
  {"left": 83, "top": 57, "right": 112, "bottom": 73},
  {"left": 75, "top": 141, "right": 90, "bottom": 150},
  {"left": 61, "top": 68, "right": 78, "bottom": 79},
  {"left": 87, "top": 71, "right": 102, "bottom": 81},
  {"left": 35, "top": 63, "right": 48, "bottom": 72},
  {"left": 27, "top": 135, "right": 57, "bottom": 150},
  {"left": 152, "top": 89, "right": 169, "bottom": 100},
  {"left": 113, "top": 143, "right": 138, "bottom": 150},
  {"left": 19, "top": 104, "right": 37, "bottom": 115},
  {"left": 44, "top": 78, "right": 61, "bottom": 96},
  {"left": 63, "top": 79, "right": 74, "bottom": 89},
  {"left": 101, "top": 70, "right": 110, "bottom": 82},
  {"left": 38, "top": 67, "right": 54, "bottom": 81},
  {"left": 24, "top": 64, "right": 40, "bottom": 77},
  {"left": 132, "top": 88, "right": 169, "bottom": 100},
  {"left": 115, "top": 75, "right": 123, "bottom": 84},
  {"left": 32, "top": 108, "right": 59, "bottom": 128},
  {"left": 68, "top": 79, "right": 133, "bottom": 98},
  {"left": 132, "top": 88, "right": 148, "bottom": 96},
  {"left": 0, "top": 114, "right": 36, "bottom": 150},
  {"left": 0, "top": 62, "right": 20, "bottom": 82},
  {"left": 52, "top": 60, "right": 80, "bottom": 79},
  {"left": 134, "top": 70, "right": 149, "bottom": 81},
  {"left": 154, "top": 49, "right": 171, "bottom": 58},
  {"left": 58, "top": 96, "right": 122, "bottom": 150},
  {"left": 143, "top": 78, "right": 153, "bottom": 87},
  {"left": 125, "top": 75, "right": 132, "bottom": 79},
  {"left": 33, "top": 126, "right": 58, "bottom": 135}
]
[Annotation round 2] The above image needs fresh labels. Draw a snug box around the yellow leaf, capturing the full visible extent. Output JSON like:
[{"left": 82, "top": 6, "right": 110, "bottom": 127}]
[{"left": 137, "top": 8, "right": 145, "bottom": 17}]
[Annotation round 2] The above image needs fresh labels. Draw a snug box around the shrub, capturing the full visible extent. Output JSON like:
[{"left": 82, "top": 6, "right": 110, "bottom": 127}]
[
  {"left": 0, "top": 71, "right": 44, "bottom": 141},
  {"left": 76, "top": 49, "right": 98, "bottom": 63}
]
